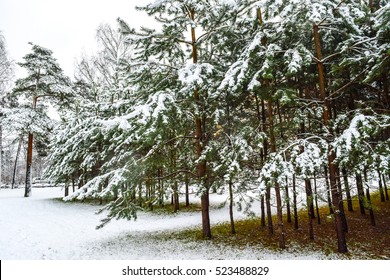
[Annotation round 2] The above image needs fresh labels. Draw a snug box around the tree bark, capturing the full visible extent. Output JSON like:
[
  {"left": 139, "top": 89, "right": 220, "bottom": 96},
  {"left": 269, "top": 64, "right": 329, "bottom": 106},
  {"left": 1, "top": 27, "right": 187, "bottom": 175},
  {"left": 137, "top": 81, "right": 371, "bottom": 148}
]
[
  {"left": 377, "top": 170, "right": 385, "bottom": 202},
  {"left": 342, "top": 167, "right": 353, "bottom": 211},
  {"left": 24, "top": 132, "right": 33, "bottom": 197},
  {"left": 324, "top": 166, "right": 334, "bottom": 214},
  {"left": 314, "top": 176, "right": 321, "bottom": 225},
  {"left": 305, "top": 179, "right": 315, "bottom": 240},
  {"left": 383, "top": 175, "right": 389, "bottom": 201},
  {"left": 364, "top": 171, "right": 376, "bottom": 226},
  {"left": 185, "top": 174, "right": 190, "bottom": 207},
  {"left": 267, "top": 99, "right": 285, "bottom": 249},
  {"left": 11, "top": 136, "right": 23, "bottom": 189},
  {"left": 356, "top": 173, "right": 366, "bottom": 215},
  {"left": 285, "top": 177, "right": 292, "bottom": 223},
  {"left": 190, "top": 8, "right": 211, "bottom": 239},
  {"left": 314, "top": 23, "right": 347, "bottom": 253},
  {"left": 229, "top": 180, "right": 236, "bottom": 234},
  {"left": 292, "top": 174, "right": 299, "bottom": 230}
]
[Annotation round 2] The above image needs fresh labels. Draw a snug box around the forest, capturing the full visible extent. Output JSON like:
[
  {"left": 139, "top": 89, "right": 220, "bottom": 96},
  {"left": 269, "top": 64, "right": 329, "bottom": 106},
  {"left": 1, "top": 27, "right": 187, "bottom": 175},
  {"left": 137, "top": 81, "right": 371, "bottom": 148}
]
[{"left": 0, "top": 0, "right": 389, "bottom": 255}]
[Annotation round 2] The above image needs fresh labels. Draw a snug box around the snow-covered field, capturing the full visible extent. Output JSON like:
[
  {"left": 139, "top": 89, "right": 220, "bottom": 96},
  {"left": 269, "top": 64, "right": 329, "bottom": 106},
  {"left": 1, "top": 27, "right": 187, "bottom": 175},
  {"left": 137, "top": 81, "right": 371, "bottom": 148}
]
[{"left": 0, "top": 187, "right": 338, "bottom": 260}]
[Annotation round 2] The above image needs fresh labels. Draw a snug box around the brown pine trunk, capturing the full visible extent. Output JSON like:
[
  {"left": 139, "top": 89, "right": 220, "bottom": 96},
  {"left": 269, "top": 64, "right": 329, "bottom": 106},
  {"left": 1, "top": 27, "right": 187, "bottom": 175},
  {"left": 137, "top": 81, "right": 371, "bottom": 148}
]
[
  {"left": 377, "top": 170, "right": 385, "bottom": 202},
  {"left": 383, "top": 175, "right": 389, "bottom": 201},
  {"left": 285, "top": 177, "right": 292, "bottom": 223},
  {"left": 65, "top": 182, "right": 69, "bottom": 197},
  {"left": 260, "top": 195, "right": 266, "bottom": 228},
  {"left": 257, "top": 9, "right": 272, "bottom": 234},
  {"left": 267, "top": 99, "right": 285, "bottom": 249},
  {"left": 254, "top": 93, "right": 266, "bottom": 228},
  {"left": 314, "top": 23, "right": 347, "bottom": 253},
  {"left": 356, "top": 173, "right": 366, "bottom": 215},
  {"left": 185, "top": 174, "right": 190, "bottom": 207},
  {"left": 292, "top": 174, "right": 299, "bottom": 230},
  {"left": 336, "top": 168, "right": 348, "bottom": 233},
  {"left": 190, "top": 8, "right": 211, "bottom": 238},
  {"left": 305, "top": 179, "right": 315, "bottom": 240},
  {"left": 25, "top": 132, "right": 33, "bottom": 197},
  {"left": 324, "top": 166, "right": 334, "bottom": 214},
  {"left": 12, "top": 136, "right": 23, "bottom": 189},
  {"left": 229, "top": 181, "right": 236, "bottom": 234},
  {"left": 25, "top": 96, "right": 38, "bottom": 197},
  {"left": 342, "top": 168, "right": 353, "bottom": 211},
  {"left": 314, "top": 176, "right": 321, "bottom": 225},
  {"left": 364, "top": 171, "right": 376, "bottom": 226}
]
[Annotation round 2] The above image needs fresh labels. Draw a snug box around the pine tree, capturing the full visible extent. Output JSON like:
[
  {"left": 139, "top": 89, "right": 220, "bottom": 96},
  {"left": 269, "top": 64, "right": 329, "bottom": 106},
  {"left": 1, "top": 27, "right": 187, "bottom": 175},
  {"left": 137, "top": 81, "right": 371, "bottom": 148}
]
[{"left": 12, "top": 43, "right": 72, "bottom": 197}]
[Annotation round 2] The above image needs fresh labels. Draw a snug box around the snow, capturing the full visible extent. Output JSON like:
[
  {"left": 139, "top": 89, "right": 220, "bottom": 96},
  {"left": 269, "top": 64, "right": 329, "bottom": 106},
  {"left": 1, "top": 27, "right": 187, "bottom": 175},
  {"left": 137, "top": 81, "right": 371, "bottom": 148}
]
[{"left": 0, "top": 187, "right": 341, "bottom": 260}]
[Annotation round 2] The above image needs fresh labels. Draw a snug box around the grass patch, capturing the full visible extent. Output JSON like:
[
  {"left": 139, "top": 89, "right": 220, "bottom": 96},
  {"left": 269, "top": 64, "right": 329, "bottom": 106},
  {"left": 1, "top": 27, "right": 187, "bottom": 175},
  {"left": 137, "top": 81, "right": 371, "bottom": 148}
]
[{"left": 167, "top": 192, "right": 390, "bottom": 259}]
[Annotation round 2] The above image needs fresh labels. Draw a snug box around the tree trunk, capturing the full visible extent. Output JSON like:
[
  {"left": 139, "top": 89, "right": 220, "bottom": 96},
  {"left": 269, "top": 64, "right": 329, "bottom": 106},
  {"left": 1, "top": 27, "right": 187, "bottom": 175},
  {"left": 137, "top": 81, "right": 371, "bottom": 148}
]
[
  {"left": 356, "top": 173, "right": 366, "bottom": 215},
  {"left": 229, "top": 181, "right": 236, "bottom": 234},
  {"left": 285, "top": 177, "right": 292, "bottom": 223},
  {"left": 314, "top": 23, "right": 347, "bottom": 253},
  {"left": 377, "top": 170, "right": 385, "bottom": 202},
  {"left": 254, "top": 93, "right": 266, "bottom": 228},
  {"left": 336, "top": 168, "right": 348, "bottom": 233},
  {"left": 292, "top": 174, "right": 299, "bottom": 230},
  {"left": 267, "top": 99, "right": 285, "bottom": 249},
  {"left": 324, "top": 166, "right": 334, "bottom": 214},
  {"left": 260, "top": 194, "right": 266, "bottom": 228},
  {"left": 65, "top": 182, "right": 69, "bottom": 197},
  {"left": 306, "top": 179, "right": 315, "bottom": 240},
  {"left": 11, "top": 136, "right": 23, "bottom": 189},
  {"left": 314, "top": 176, "right": 321, "bottom": 225},
  {"left": 383, "top": 175, "right": 389, "bottom": 201},
  {"left": 364, "top": 171, "right": 376, "bottom": 226},
  {"left": 342, "top": 167, "right": 353, "bottom": 211},
  {"left": 190, "top": 8, "right": 211, "bottom": 239},
  {"left": 185, "top": 175, "right": 190, "bottom": 207},
  {"left": 366, "top": 186, "right": 376, "bottom": 226},
  {"left": 25, "top": 132, "right": 33, "bottom": 197}
]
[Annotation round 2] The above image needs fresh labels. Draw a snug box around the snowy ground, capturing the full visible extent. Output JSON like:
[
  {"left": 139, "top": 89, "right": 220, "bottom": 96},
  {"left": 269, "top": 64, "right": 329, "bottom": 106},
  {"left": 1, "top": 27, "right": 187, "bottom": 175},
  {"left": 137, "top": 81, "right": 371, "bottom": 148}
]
[{"left": 0, "top": 187, "right": 340, "bottom": 260}]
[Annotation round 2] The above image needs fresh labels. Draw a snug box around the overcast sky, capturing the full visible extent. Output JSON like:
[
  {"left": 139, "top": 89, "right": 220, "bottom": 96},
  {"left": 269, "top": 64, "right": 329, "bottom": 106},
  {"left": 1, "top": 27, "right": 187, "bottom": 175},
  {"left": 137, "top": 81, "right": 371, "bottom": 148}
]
[{"left": 0, "top": 0, "right": 152, "bottom": 78}]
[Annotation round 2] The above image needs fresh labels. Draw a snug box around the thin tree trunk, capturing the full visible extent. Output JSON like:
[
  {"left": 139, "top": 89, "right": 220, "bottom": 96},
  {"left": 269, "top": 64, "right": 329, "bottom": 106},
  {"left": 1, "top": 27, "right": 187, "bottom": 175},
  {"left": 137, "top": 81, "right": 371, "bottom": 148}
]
[
  {"left": 314, "top": 23, "right": 347, "bottom": 253},
  {"left": 306, "top": 179, "right": 315, "bottom": 240},
  {"left": 266, "top": 187, "right": 273, "bottom": 235},
  {"left": 257, "top": 9, "right": 272, "bottom": 235},
  {"left": 314, "top": 175, "right": 321, "bottom": 225},
  {"left": 336, "top": 168, "right": 348, "bottom": 233},
  {"left": 267, "top": 99, "right": 285, "bottom": 249},
  {"left": 356, "top": 173, "right": 366, "bottom": 215},
  {"left": 383, "top": 175, "right": 389, "bottom": 201},
  {"left": 254, "top": 93, "right": 266, "bottom": 228},
  {"left": 190, "top": 8, "right": 211, "bottom": 239},
  {"left": 260, "top": 194, "right": 266, "bottom": 228},
  {"left": 292, "top": 174, "right": 299, "bottom": 230},
  {"left": 285, "top": 177, "right": 292, "bottom": 223},
  {"left": 229, "top": 180, "right": 236, "bottom": 234},
  {"left": 342, "top": 167, "right": 353, "bottom": 211},
  {"left": 364, "top": 171, "right": 376, "bottom": 226},
  {"left": 377, "top": 170, "right": 385, "bottom": 202},
  {"left": 12, "top": 136, "right": 23, "bottom": 189},
  {"left": 324, "top": 166, "right": 334, "bottom": 214},
  {"left": 185, "top": 174, "right": 190, "bottom": 207},
  {"left": 65, "top": 182, "right": 69, "bottom": 197},
  {"left": 25, "top": 132, "right": 33, "bottom": 197},
  {"left": 366, "top": 186, "right": 376, "bottom": 226}
]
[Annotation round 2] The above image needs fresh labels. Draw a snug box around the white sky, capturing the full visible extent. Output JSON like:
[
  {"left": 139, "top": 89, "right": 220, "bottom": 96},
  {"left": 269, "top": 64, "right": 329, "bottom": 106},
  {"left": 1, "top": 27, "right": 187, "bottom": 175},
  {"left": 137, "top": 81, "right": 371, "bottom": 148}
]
[{"left": 0, "top": 0, "right": 152, "bottom": 79}]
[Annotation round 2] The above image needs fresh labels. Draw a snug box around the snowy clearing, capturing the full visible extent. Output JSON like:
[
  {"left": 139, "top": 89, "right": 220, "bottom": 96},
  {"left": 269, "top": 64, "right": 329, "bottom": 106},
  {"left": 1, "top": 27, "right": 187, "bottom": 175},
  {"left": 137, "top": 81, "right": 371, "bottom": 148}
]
[{"left": 0, "top": 187, "right": 345, "bottom": 260}]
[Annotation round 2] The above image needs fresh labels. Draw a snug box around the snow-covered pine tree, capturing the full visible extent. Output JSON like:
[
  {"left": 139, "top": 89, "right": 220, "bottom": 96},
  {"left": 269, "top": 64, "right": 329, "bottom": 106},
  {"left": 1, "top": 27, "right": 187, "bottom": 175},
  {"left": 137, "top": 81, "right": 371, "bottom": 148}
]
[{"left": 12, "top": 43, "right": 72, "bottom": 197}]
